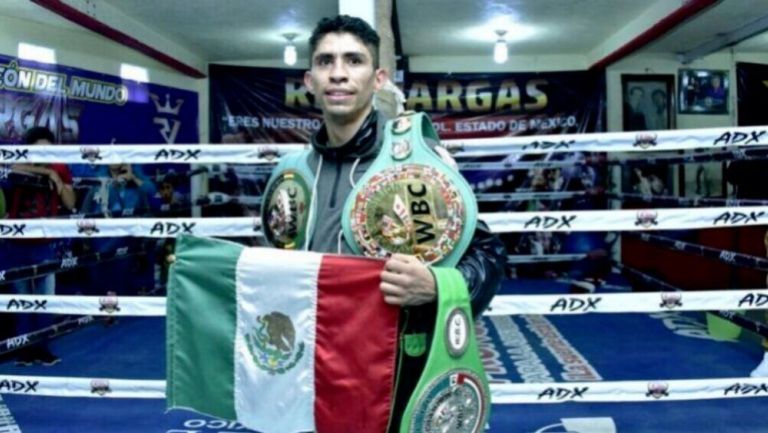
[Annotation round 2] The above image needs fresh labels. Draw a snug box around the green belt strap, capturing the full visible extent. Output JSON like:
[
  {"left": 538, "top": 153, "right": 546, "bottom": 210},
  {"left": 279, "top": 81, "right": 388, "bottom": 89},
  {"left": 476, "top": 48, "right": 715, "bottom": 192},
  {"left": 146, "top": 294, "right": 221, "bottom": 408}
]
[{"left": 400, "top": 267, "right": 491, "bottom": 433}]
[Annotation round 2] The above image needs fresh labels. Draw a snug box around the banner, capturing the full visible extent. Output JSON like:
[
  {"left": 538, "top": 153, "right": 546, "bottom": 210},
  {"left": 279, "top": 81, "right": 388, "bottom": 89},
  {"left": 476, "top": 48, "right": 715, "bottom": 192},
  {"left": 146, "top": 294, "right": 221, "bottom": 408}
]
[
  {"left": 209, "top": 64, "right": 322, "bottom": 144},
  {"left": 404, "top": 71, "right": 605, "bottom": 139},
  {"left": 0, "top": 54, "right": 198, "bottom": 145},
  {"left": 737, "top": 62, "right": 768, "bottom": 127},
  {"left": 209, "top": 66, "right": 605, "bottom": 143}
]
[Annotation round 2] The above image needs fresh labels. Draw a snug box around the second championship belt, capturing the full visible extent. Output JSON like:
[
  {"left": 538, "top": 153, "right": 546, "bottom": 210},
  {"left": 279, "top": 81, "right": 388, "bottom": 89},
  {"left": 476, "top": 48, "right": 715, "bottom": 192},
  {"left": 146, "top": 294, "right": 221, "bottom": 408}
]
[
  {"left": 260, "top": 151, "right": 314, "bottom": 250},
  {"left": 399, "top": 267, "right": 491, "bottom": 433},
  {"left": 341, "top": 112, "right": 477, "bottom": 266}
]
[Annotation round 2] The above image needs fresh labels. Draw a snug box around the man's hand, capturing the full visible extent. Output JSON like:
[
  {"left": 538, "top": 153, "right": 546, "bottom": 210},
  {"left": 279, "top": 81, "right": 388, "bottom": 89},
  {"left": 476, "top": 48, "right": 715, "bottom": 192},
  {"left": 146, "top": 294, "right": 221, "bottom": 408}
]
[
  {"left": 47, "top": 169, "right": 64, "bottom": 194},
  {"left": 380, "top": 254, "right": 436, "bottom": 307}
]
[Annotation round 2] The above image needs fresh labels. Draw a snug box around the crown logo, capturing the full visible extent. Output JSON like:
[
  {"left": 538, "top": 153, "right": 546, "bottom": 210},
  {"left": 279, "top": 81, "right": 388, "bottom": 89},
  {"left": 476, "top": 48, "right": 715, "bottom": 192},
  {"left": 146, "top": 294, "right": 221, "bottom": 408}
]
[{"left": 150, "top": 93, "right": 184, "bottom": 115}]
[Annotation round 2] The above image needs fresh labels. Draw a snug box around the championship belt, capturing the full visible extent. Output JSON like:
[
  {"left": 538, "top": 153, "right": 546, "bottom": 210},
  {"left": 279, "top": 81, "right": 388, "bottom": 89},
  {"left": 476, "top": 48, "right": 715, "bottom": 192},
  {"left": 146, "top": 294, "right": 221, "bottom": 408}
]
[
  {"left": 400, "top": 268, "right": 491, "bottom": 433},
  {"left": 260, "top": 151, "right": 314, "bottom": 249},
  {"left": 341, "top": 112, "right": 477, "bottom": 266}
]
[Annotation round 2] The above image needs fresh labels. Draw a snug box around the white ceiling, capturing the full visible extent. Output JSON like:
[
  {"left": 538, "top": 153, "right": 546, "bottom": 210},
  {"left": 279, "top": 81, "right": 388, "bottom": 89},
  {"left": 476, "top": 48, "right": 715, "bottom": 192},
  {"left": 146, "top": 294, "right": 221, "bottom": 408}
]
[
  {"left": 1, "top": 0, "right": 768, "bottom": 66},
  {"left": 646, "top": 0, "right": 768, "bottom": 53},
  {"left": 103, "top": 0, "right": 338, "bottom": 61},
  {"left": 397, "top": 0, "right": 654, "bottom": 56},
  {"left": 0, "top": 0, "right": 81, "bottom": 31}
]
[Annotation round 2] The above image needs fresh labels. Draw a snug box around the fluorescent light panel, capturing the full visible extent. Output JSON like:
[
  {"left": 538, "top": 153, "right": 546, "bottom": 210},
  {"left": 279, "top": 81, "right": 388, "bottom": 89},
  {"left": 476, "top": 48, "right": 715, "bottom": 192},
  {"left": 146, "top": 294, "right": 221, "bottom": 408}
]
[
  {"left": 18, "top": 42, "right": 56, "bottom": 64},
  {"left": 120, "top": 63, "right": 149, "bottom": 82}
]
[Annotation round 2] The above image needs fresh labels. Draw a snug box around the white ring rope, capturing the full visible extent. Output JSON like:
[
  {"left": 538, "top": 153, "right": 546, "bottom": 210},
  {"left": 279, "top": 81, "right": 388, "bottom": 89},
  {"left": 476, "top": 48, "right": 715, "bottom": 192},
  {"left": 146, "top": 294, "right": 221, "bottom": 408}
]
[
  {"left": 1, "top": 125, "right": 767, "bottom": 164},
  {"left": 2, "top": 205, "right": 767, "bottom": 239},
  {"left": 1, "top": 369, "right": 766, "bottom": 402},
  {"left": 2, "top": 289, "right": 766, "bottom": 317}
]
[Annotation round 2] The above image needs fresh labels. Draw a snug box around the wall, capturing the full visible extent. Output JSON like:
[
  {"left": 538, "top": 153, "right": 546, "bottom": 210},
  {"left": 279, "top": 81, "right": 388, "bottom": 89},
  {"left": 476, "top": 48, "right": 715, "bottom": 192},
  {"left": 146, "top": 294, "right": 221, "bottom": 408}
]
[
  {"left": 606, "top": 50, "right": 768, "bottom": 132},
  {"left": 0, "top": 13, "right": 206, "bottom": 142}
]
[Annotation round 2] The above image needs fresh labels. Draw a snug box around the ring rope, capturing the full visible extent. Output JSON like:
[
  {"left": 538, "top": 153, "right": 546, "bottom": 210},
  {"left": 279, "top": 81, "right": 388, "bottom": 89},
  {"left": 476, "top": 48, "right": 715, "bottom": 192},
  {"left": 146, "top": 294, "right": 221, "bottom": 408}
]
[
  {"left": 614, "top": 262, "right": 768, "bottom": 339},
  {"left": 506, "top": 254, "right": 588, "bottom": 263},
  {"left": 3, "top": 205, "right": 768, "bottom": 239},
  {"left": 1, "top": 126, "right": 767, "bottom": 164},
  {"left": 608, "top": 192, "right": 768, "bottom": 208},
  {"left": 0, "top": 245, "right": 146, "bottom": 284},
  {"left": 627, "top": 232, "right": 768, "bottom": 271},
  {"left": 2, "top": 370, "right": 767, "bottom": 403},
  {"left": 2, "top": 289, "right": 765, "bottom": 318},
  {"left": 0, "top": 316, "right": 97, "bottom": 357}
]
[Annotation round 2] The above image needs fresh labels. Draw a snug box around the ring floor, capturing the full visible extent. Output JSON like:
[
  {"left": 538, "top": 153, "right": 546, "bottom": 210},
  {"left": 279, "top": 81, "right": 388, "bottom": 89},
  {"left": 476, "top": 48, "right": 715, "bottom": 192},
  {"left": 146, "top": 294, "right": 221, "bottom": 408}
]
[{"left": 0, "top": 278, "right": 765, "bottom": 433}]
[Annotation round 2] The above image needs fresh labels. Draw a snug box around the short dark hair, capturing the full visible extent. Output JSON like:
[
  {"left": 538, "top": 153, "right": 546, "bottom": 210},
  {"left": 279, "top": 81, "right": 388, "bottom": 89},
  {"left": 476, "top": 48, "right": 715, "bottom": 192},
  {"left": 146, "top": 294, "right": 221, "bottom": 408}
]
[
  {"left": 23, "top": 126, "right": 55, "bottom": 144},
  {"left": 309, "top": 15, "right": 380, "bottom": 68}
]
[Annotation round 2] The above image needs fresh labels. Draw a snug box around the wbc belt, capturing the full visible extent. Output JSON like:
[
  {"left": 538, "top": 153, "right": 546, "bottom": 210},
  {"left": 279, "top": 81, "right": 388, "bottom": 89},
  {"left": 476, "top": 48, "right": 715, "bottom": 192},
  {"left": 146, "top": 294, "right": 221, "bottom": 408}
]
[
  {"left": 399, "top": 267, "right": 491, "bottom": 433},
  {"left": 342, "top": 112, "right": 477, "bottom": 266},
  {"left": 260, "top": 151, "right": 313, "bottom": 249}
]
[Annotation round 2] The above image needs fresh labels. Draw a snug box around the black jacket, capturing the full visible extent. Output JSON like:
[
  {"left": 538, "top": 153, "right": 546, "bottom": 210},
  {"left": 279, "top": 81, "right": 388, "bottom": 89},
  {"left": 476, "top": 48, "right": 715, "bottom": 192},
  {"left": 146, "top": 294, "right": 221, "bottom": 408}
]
[{"left": 305, "top": 109, "right": 507, "bottom": 319}]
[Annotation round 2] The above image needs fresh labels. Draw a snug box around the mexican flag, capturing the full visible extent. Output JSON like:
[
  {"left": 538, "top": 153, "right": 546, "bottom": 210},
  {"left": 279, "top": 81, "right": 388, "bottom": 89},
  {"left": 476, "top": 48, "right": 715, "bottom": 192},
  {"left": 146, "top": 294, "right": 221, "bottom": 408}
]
[{"left": 166, "top": 236, "right": 400, "bottom": 433}]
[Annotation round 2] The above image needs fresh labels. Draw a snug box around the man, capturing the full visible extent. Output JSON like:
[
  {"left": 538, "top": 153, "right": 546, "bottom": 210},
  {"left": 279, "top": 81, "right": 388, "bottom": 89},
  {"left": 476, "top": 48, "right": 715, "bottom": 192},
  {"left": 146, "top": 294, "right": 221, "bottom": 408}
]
[
  {"left": 703, "top": 74, "right": 726, "bottom": 110},
  {"left": 645, "top": 89, "right": 668, "bottom": 131},
  {"left": 3, "top": 126, "right": 75, "bottom": 366},
  {"left": 623, "top": 86, "right": 647, "bottom": 131},
  {"left": 262, "top": 15, "right": 506, "bottom": 432}
]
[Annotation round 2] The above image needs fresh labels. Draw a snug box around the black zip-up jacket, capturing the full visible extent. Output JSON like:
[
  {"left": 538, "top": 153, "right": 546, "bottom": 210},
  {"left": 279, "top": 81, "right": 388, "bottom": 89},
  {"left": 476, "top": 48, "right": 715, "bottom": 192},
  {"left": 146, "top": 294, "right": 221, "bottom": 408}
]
[{"left": 304, "top": 109, "right": 507, "bottom": 320}]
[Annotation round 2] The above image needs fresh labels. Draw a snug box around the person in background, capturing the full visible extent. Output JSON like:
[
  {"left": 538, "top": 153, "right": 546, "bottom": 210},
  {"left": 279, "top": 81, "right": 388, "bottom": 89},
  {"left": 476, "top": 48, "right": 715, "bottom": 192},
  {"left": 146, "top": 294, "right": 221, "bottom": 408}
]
[
  {"left": 645, "top": 89, "right": 668, "bottom": 130},
  {"left": 2, "top": 126, "right": 76, "bottom": 366},
  {"left": 623, "top": 86, "right": 647, "bottom": 131}
]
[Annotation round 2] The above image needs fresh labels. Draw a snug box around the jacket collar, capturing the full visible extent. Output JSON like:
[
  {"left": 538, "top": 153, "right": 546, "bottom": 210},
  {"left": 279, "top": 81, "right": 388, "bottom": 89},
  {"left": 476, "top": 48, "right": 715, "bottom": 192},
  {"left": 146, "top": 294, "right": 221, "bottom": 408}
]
[{"left": 310, "top": 110, "right": 384, "bottom": 160}]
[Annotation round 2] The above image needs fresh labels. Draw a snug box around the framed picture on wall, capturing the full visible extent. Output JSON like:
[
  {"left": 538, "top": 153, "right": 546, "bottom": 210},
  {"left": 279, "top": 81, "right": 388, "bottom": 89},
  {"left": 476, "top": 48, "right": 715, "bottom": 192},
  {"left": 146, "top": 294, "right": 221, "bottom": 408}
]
[
  {"left": 680, "top": 162, "right": 724, "bottom": 198},
  {"left": 621, "top": 74, "right": 675, "bottom": 132},
  {"left": 678, "top": 69, "right": 729, "bottom": 114}
]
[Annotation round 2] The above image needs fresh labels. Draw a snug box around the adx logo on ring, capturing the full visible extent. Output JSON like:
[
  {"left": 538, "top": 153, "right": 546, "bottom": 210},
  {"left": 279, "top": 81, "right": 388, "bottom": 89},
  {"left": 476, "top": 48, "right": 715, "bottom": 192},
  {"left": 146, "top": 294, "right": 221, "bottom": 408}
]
[
  {"left": 712, "top": 130, "right": 767, "bottom": 146},
  {"left": 154, "top": 148, "right": 201, "bottom": 161},
  {"left": 737, "top": 292, "right": 768, "bottom": 307},
  {"left": 149, "top": 221, "right": 196, "bottom": 235},
  {"left": 0, "top": 148, "right": 30, "bottom": 161},
  {"left": 537, "top": 386, "right": 589, "bottom": 401},
  {"left": 0, "top": 379, "right": 39, "bottom": 394},
  {"left": 713, "top": 211, "right": 765, "bottom": 226},
  {"left": 724, "top": 382, "right": 768, "bottom": 396},
  {"left": 0, "top": 223, "right": 26, "bottom": 236},
  {"left": 5, "top": 298, "right": 47, "bottom": 311},
  {"left": 523, "top": 215, "right": 577, "bottom": 230},
  {"left": 549, "top": 296, "right": 602, "bottom": 312}
]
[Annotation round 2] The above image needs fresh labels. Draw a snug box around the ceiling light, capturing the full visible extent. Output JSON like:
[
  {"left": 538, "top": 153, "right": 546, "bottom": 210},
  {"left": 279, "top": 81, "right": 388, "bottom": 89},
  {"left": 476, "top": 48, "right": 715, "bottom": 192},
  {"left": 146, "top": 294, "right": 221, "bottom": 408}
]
[
  {"left": 120, "top": 63, "right": 149, "bottom": 82},
  {"left": 18, "top": 42, "right": 56, "bottom": 64},
  {"left": 283, "top": 33, "right": 298, "bottom": 66},
  {"left": 493, "top": 30, "right": 508, "bottom": 64}
]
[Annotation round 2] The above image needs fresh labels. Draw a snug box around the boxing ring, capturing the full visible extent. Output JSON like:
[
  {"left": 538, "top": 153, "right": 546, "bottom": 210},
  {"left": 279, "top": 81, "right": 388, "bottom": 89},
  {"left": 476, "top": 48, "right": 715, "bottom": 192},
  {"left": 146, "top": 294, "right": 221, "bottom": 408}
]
[{"left": 2, "top": 126, "right": 768, "bottom": 433}]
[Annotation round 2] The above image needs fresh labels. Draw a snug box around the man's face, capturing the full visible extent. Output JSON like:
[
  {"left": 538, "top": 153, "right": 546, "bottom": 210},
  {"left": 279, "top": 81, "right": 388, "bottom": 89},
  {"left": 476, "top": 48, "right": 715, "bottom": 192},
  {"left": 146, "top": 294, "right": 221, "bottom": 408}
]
[
  {"left": 160, "top": 182, "right": 175, "bottom": 203},
  {"left": 304, "top": 32, "right": 386, "bottom": 123},
  {"left": 653, "top": 92, "right": 665, "bottom": 107},
  {"left": 629, "top": 89, "right": 643, "bottom": 109}
]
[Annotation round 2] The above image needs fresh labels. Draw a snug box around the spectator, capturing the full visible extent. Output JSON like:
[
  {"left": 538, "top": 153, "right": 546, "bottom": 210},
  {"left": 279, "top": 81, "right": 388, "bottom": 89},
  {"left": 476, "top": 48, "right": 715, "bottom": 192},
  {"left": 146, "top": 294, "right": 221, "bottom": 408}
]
[{"left": 2, "top": 126, "right": 75, "bottom": 366}]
